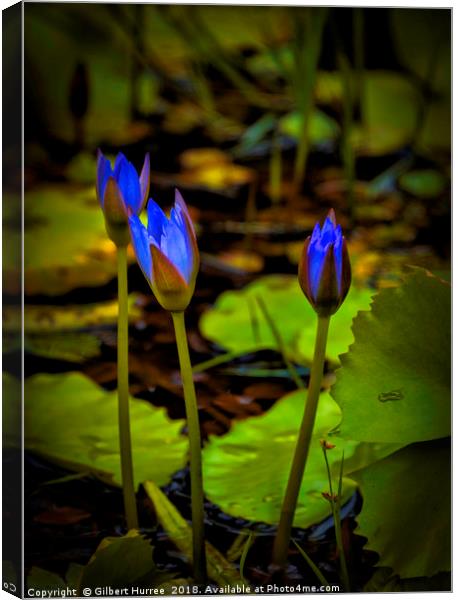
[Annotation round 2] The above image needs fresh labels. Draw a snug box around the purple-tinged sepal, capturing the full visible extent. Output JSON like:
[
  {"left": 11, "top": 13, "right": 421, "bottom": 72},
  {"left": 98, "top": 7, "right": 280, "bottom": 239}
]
[
  {"left": 96, "top": 150, "right": 150, "bottom": 246},
  {"left": 129, "top": 189, "right": 199, "bottom": 312},
  {"left": 298, "top": 209, "right": 351, "bottom": 317}
]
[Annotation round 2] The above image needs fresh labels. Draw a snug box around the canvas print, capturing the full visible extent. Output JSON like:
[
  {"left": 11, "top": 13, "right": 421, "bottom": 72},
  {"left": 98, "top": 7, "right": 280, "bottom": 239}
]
[{"left": 2, "top": 3, "right": 451, "bottom": 596}]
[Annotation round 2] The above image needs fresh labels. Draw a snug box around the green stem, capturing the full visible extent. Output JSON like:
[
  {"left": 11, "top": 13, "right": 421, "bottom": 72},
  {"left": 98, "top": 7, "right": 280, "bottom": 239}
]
[
  {"left": 322, "top": 447, "right": 350, "bottom": 591},
  {"left": 292, "top": 539, "right": 330, "bottom": 587},
  {"left": 117, "top": 246, "right": 138, "bottom": 531},
  {"left": 269, "top": 129, "right": 282, "bottom": 205},
  {"left": 272, "top": 315, "right": 330, "bottom": 568},
  {"left": 290, "top": 9, "right": 327, "bottom": 200},
  {"left": 332, "top": 500, "right": 351, "bottom": 592},
  {"left": 192, "top": 349, "right": 257, "bottom": 374},
  {"left": 337, "top": 49, "right": 355, "bottom": 227},
  {"left": 171, "top": 311, "right": 207, "bottom": 583}
]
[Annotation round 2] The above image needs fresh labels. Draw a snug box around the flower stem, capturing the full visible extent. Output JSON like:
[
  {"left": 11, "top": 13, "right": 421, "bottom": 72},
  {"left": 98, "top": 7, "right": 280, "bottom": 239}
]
[
  {"left": 272, "top": 315, "right": 330, "bottom": 568},
  {"left": 332, "top": 499, "right": 351, "bottom": 592},
  {"left": 171, "top": 311, "right": 207, "bottom": 584},
  {"left": 117, "top": 245, "right": 138, "bottom": 531},
  {"left": 322, "top": 447, "right": 351, "bottom": 591}
]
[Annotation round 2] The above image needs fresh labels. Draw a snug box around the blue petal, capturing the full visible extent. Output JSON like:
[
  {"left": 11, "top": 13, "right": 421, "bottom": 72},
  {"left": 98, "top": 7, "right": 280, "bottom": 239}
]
[
  {"left": 113, "top": 153, "right": 127, "bottom": 180},
  {"left": 147, "top": 199, "right": 169, "bottom": 244},
  {"left": 97, "top": 155, "right": 112, "bottom": 207},
  {"left": 117, "top": 159, "right": 141, "bottom": 213},
  {"left": 308, "top": 239, "right": 328, "bottom": 299},
  {"left": 171, "top": 203, "right": 194, "bottom": 264},
  {"left": 310, "top": 222, "right": 321, "bottom": 244},
  {"left": 333, "top": 227, "right": 343, "bottom": 294},
  {"left": 320, "top": 216, "right": 337, "bottom": 246},
  {"left": 160, "top": 218, "right": 191, "bottom": 282},
  {"left": 129, "top": 215, "right": 152, "bottom": 283}
]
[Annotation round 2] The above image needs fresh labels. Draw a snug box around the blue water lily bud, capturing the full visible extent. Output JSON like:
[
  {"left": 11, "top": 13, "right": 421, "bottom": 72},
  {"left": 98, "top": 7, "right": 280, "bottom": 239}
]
[
  {"left": 129, "top": 190, "right": 199, "bottom": 312},
  {"left": 298, "top": 209, "right": 351, "bottom": 316},
  {"left": 96, "top": 150, "right": 150, "bottom": 246}
]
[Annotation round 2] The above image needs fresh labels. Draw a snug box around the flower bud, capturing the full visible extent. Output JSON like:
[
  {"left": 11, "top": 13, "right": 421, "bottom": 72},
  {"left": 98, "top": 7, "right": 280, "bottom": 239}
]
[
  {"left": 129, "top": 190, "right": 199, "bottom": 312},
  {"left": 96, "top": 150, "right": 150, "bottom": 247},
  {"left": 298, "top": 210, "right": 351, "bottom": 317},
  {"left": 320, "top": 439, "right": 336, "bottom": 450}
]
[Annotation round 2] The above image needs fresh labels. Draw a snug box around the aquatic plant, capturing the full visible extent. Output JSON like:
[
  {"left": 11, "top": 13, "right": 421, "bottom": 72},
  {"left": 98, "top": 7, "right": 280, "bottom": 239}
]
[
  {"left": 272, "top": 209, "right": 351, "bottom": 569},
  {"left": 96, "top": 150, "right": 150, "bottom": 530},
  {"left": 129, "top": 190, "right": 206, "bottom": 583}
]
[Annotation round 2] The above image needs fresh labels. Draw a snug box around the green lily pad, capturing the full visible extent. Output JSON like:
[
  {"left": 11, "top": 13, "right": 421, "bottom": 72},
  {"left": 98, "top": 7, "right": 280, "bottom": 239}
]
[
  {"left": 202, "top": 389, "right": 398, "bottom": 529},
  {"left": 352, "top": 440, "right": 451, "bottom": 579},
  {"left": 279, "top": 109, "right": 340, "bottom": 146},
  {"left": 27, "top": 563, "right": 85, "bottom": 594},
  {"left": 399, "top": 169, "right": 447, "bottom": 199},
  {"left": 65, "top": 152, "right": 103, "bottom": 185},
  {"left": 296, "top": 286, "right": 373, "bottom": 365},
  {"left": 24, "top": 332, "right": 102, "bottom": 363},
  {"left": 24, "top": 372, "right": 188, "bottom": 489},
  {"left": 4, "top": 295, "right": 143, "bottom": 362},
  {"left": 12, "top": 185, "right": 133, "bottom": 295},
  {"left": 331, "top": 269, "right": 451, "bottom": 445},
  {"left": 79, "top": 532, "right": 158, "bottom": 592},
  {"left": 4, "top": 295, "right": 143, "bottom": 333},
  {"left": 27, "top": 568, "right": 67, "bottom": 592},
  {"left": 27, "top": 533, "right": 162, "bottom": 594},
  {"left": 199, "top": 275, "right": 373, "bottom": 365}
]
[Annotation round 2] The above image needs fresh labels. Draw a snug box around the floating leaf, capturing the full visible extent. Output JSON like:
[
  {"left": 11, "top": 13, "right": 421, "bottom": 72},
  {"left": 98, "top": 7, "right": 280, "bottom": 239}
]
[
  {"left": 315, "top": 71, "right": 343, "bottom": 105},
  {"left": 279, "top": 109, "right": 340, "bottom": 146},
  {"left": 79, "top": 532, "right": 157, "bottom": 592},
  {"left": 5, "top": 295, "right": 143, "bottom": 334},
  {"left": 27, "top": 568, "right": 66, "bottom": 591},
  {"left": 65, "top": 152, "right": 100, "bottom": 185},
  {"left": 296, "top": 287, "right": 373, "bottom": 365},
  {"left": 27, "top": 564, "right": 84, "bottom": 594},
  {"left": 331, "top": 269, "right": 451, "bottom": 445},
  {"left": 399, "top": 170, "right": 447, "bottom": 199},
  {"left": 4, "top": 296, "right": 143, "bottom": 362},
  {"left": 178, "top": 147, "right": 254, "bottom": 191},
  {"left": 65, "top": 564, "right": 85, "bottom": 590},
  {"left": 27, "top": 534, "right": 160, "bottom": 595},
  {"left": 352, "top": 440, "right": 451, "bottom": 579},
  {"left": 200, "top": 275, "right": 373, "bottom": 365},
  {"left": 15, "top": 185, "right": 121, "bottom": 295},
  {"left": 24, "top": 372, "right": 188, "bottom": 488},
  {"left": 25, "top": 332, "right": 101, "bottom": 363},
  {"left": 202, "top": 389, "right": 399, "bottom": 529},
  {"left": 144, "top": 481, "right": 243, "bottom": 586}
]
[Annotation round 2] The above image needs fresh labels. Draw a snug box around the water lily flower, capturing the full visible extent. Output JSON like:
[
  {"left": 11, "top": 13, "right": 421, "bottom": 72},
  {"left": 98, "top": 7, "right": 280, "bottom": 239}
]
[
  {"left": 96, "top": 150, "right": 150, "bottom": 246},
  {"left": 129, "top": 190, "right": 199, "bottom": 312},
  {"left": 298, "top": 209, "right": 351, "bottom": 316}
]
